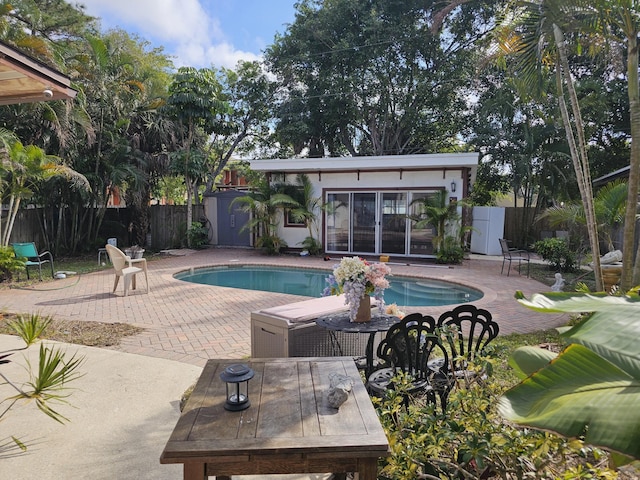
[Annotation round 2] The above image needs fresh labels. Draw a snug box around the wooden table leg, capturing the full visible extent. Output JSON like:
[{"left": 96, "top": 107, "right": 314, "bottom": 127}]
[
  {"left": 358, "top": 458, "right": 378, "bottom": 480},
  {"left": 184, "top": 462, "right": 206, "bottom": 480}
]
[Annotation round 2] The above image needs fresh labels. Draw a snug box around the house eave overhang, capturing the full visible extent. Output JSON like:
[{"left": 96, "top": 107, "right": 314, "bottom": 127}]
[
  {"left": 0, "top": 41, "right": 77, "bottom": 105},
  {"left": 248, "top": 153, "right": 479, "bottom": 174},
  {"left": 593, "top": 166, "right": 629, "bottom": 187}
]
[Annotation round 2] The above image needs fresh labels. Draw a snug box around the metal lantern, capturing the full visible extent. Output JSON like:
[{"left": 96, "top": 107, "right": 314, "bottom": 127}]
[{"left": 220, "top": 364, "right": 254, "bottom": 411}]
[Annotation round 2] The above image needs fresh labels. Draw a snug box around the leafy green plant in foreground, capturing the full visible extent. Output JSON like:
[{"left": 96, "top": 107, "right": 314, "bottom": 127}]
[
  {"left": 1, "top": 314, "right": 85, "bottom": 452},
  {"left": 499, "top": 292, "right": 640, "bottom": 462},
  {"left": 21, "top": 344, "right": 85, "bottom": 422},
  {"left": 375, "top": 373, "right": 617, "bottom": 479}
]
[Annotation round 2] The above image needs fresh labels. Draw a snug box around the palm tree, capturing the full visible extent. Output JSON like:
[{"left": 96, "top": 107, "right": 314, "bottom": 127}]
[
  {"left": 0, "top": 134, "right": 89, "bottom": 247},
  {"left": 497, "top": 0, "right": 603, "bottom": 290},
  {"left": 282, "top": 173, "right": 323, "bottom": 254},
  {"left": 231, "top": 177, "right": 297, "bottom": 254},
  {"left": 538, "top": 179, "right": 628, "bottom": 254},
  {"left": 577, "top": 0, "right": 640, "bottom": 288},
  {"left": 409, "top": 190, "right": 459, "bottom": 254}
]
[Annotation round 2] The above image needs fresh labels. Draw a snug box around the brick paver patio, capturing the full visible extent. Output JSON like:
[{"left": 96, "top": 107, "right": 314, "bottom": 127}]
[{"left": 0, "top": 248, "right": 567, "bottom": 367}]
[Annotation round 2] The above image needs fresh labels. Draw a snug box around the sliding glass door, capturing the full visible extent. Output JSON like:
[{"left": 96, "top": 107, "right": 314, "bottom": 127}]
[
  {"left": 324, "top": 190, "right": 437, "bottom": 257},
  {"left": 352, "top": 193, "right": 376, "bottom": 253},
  {"left": 325, "top": 193, "right": 350, "bottom": 252},
  {"left": 381, "top": 192, "right": 407, "bottom": 254},
  {"left": 409, "top": 193, "right": 435, "bottom": 255}
]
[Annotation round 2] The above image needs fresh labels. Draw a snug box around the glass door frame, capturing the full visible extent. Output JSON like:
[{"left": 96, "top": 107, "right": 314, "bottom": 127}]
[
  {"left": 351, "top": 192, "right": 377, "bottom": 254},
  {"left": 323, "top": 188, "right": 440, "bottom": 257}
]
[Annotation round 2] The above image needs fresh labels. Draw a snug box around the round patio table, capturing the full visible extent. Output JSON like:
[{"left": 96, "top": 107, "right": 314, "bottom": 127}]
[{"left": 316, "top": 311, "right": 399, "bottom": 377}]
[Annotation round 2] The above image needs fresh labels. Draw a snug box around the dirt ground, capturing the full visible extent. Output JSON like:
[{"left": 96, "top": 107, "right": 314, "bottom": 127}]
[{"left": 0, "top": 313, "right": 142, "bottom": 347}]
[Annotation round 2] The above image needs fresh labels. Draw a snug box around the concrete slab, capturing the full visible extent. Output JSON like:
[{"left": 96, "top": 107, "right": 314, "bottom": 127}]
[{"left": 0, "top": 334, "right": 201, "bottom": 480}]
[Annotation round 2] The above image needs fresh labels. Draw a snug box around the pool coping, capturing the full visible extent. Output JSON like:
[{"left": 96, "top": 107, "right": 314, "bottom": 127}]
[{"left": 172, "top": 262, "right": 485, "bottom": 306}]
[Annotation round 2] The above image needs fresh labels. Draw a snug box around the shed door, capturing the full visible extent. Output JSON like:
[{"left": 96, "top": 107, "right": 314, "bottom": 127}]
[{"left": 216, "top": 193, "right": 250, "bottom": 247}]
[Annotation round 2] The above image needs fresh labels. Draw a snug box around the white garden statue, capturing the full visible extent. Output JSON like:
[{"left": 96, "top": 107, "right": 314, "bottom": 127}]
[{"left": 551, "top": 273, "right": 565, "bottom": 292}]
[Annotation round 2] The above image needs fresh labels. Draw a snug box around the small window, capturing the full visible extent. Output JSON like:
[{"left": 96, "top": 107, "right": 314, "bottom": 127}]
[
  {"left": 271, "top": 172, "right": 286, "bottom": 183},
  {"left": 285, "top": 209, "right": 305, "bottom": 227}
]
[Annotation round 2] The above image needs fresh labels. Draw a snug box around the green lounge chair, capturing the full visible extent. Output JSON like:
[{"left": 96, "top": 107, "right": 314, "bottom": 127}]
[{"left": 12, "top": 242, "right": 54, "bottom": 280}]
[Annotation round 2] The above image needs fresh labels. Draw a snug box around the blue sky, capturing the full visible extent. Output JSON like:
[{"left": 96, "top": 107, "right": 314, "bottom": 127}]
[{"left": 75, "top": 0, "right": 298, "bottom": 69}]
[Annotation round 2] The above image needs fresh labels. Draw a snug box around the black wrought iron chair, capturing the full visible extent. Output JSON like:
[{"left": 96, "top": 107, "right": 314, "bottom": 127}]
[
  {"left": 436, "top": 304, "right": 499, "bottom": 383},
  {"left": 367, "top": 313, "right": 450, "bottom": 409},
  {"left": 499, "top": 238, "right": 530, "bottom": 276}
]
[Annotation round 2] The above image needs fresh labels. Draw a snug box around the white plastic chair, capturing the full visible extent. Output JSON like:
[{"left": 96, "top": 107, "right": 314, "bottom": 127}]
[{"left": 105, "top": 244, "right": 149, "bottom": 296}]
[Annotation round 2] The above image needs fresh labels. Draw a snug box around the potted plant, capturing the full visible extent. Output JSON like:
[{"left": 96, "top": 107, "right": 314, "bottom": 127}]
[{"left": 124, "top": 245, "right": 145, "bottom": 259}]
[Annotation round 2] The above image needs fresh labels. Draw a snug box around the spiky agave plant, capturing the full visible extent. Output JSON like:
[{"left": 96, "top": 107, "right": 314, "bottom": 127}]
[{"left": 7, "top": 313, "right": 53, "bottom": 347}]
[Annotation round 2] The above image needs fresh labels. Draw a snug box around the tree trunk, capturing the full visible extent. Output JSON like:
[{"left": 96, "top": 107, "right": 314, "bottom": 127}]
[
  {"left": 626, "top": 32, "right": 640, "bottom": 288},
  {"left": 2, "top": 196, "right": 20, "bottom": 246},
  {"left": 553, "top": 24, "right": 603, "bottom": 291},
  {"left": 186, "top": 174, "right": 193, "bottom": 247}
]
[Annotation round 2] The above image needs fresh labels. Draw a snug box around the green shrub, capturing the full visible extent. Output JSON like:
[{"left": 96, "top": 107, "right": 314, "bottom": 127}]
[
  {"left": 0, "top": 246, "right": 25, "bottom": 282},
  {"left": 533, "top": 237, "right": 577, "bottom": 272},
  {"left": 256, "top": 234, "right": 286, "bottom": 255},
  {"left": 299, "top": 236, "right": 322, "bottom": 255},
  {"left": 1, "top": 314, "right": 85, "bottom": 452},
  {"left": 436, "top": 236, "right": 464, "bottom": 264},
  {"left": 187, "top": 221, "right": 209, "bottom": 248},
  {"left": 374, "top": 374, "right": 618, "bottom": 479}
]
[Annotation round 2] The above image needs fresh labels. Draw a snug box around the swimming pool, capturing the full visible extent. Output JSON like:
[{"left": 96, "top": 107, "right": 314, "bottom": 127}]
[{"left": 174, "top": 265, "right": 483, "bottom": 307}]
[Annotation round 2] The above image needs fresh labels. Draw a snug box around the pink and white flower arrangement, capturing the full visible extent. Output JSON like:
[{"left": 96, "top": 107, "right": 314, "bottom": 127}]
[{"left": 323, "top": 256, "right": 391, "bottom": 320}]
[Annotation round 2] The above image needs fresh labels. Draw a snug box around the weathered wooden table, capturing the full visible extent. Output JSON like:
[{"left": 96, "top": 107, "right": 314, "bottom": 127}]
[{"left": 160, "top": 357, "right": 389, "bottom": 480}]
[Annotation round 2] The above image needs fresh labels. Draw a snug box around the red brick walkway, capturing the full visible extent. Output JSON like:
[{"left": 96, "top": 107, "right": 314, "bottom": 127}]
[{"left": 0, "top": 249, "right": 567, "bottom": 367}]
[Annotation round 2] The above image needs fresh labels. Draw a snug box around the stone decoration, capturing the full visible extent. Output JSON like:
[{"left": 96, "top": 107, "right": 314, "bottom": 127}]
[{"left": 327, "top": 372, "right": 354, "bottom": 409}]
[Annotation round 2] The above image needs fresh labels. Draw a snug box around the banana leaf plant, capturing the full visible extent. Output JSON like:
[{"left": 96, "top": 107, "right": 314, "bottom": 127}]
[{"left": 498, "top": 292, "right": 640, "bottom": 460}]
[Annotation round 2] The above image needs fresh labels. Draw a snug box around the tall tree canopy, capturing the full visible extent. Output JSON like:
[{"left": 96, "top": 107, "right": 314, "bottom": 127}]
[
  {"left": 204, "top": 60, "right": 278, "bottom": 193},
  {"left": 265, "top": 0, "right": 498, "bottom": 157},
  {"left": 162, "top": 67, "right": 231, "bottom": 239}
]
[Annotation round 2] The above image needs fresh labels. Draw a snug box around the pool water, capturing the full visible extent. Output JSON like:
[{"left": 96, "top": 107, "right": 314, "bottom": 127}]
[{"left": 175, "top": 266, "right": 483, "bottom": 307}]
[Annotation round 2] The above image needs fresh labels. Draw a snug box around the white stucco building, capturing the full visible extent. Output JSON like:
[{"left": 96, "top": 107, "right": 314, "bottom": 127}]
[{"left": 247, "top": 153, "right": 479, "bottom": 258}]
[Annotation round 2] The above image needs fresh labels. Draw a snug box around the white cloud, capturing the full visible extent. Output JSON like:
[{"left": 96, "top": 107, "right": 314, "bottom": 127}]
[
  {"left": 80, "top": 0, "right": 215, "bottom": 41},
  {"left": 177, "top": 43, "right": 260, "bottom": 69},
  {"left": 76, "top": 0, "right": 259, "bottom": 68}
]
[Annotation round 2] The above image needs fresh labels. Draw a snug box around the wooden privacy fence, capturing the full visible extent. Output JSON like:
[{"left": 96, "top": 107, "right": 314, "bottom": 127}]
[
  {"left": 148, "top": 205, "right": 204, "bottom": 249},
  {"left": 4, "top": 208, "right": 45, "bottom": 246},
  {"left": 503, "top": 207, "right": 553, "bottom": 249},
  {"left": 8, "top": 205, "right": 204, "bottom": 251}
]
